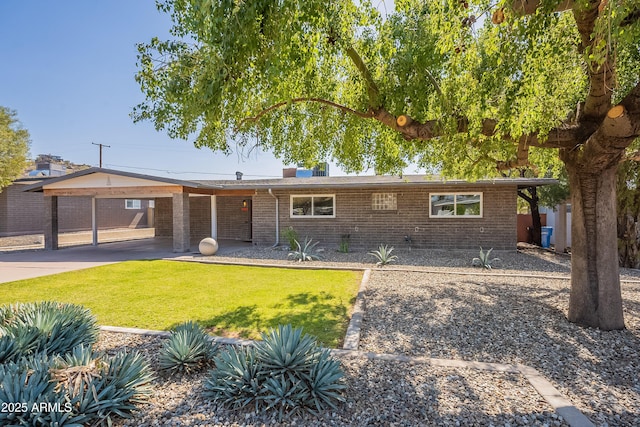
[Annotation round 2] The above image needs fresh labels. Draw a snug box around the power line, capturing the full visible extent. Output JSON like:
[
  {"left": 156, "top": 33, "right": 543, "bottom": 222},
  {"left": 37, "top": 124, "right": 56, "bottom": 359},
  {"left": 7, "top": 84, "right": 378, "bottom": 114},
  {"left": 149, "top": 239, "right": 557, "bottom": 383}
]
[{"left": 103, "top": 163, "right": 280, "bottom": 178}]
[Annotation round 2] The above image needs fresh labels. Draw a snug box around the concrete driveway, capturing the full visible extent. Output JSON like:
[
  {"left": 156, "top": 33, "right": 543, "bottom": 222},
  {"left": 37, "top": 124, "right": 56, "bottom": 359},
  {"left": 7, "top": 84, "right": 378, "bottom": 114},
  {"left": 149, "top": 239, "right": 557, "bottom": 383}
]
[{"left": 0, "top": 238, "right": 251, "bottom": 283}]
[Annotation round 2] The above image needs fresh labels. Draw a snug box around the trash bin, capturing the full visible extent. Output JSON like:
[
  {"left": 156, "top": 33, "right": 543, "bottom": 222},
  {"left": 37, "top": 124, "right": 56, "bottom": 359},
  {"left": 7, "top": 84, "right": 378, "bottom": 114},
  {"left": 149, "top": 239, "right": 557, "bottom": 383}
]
[{"left": 541, "top": 226, "right": 553, "bottom": 248}]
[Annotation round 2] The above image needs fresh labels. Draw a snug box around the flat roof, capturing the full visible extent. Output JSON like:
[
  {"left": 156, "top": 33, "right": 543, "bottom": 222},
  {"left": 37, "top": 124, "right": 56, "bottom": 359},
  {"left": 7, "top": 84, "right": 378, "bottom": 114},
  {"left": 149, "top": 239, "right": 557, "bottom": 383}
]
[
  {"left": 21, "top": 168, "right": 557, "bottom": 193},
  {"left": 195, "top": 175, "right": 558, "bottom": 190}
]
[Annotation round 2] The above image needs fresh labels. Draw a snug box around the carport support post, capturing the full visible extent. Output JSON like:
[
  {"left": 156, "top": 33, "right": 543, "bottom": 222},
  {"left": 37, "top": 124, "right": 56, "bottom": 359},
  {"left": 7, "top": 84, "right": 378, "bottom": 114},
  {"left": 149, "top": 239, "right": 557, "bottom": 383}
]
[
  {"left": 91, "top": 197, "right": 98, "bottom": 246},
  {"left": 43, "top": 195, "right": 59, "bottom": 250},
  {"left": 173, "top": 192, "right": 190, "bottom": 252},
  {"left": 210, "top": 195, "right": 217, "bottom": 239}
]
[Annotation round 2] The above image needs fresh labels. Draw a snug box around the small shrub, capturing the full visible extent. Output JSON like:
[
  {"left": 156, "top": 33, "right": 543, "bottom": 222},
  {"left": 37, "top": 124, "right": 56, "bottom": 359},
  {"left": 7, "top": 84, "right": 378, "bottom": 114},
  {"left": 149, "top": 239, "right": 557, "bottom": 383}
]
[
  {"left": 204, "top": 324, "right": 345, "bottom": 419},
  {"left": 282, "top": 226, "right": 299, "bottom": 250},
  {"left": 158, "top": 321, "right": 218, "bottom": 374},
  {"left": 288, "top": 238, "right": 322, "bottom": 262},
  {"left": 369, "top": 244, "right": 399, "bottom": 266},
  {"left": 338, "top": 234, "right": 350, "bottom": 253},
  {"left": 472, "top": 247, "right": 500, "bottom": 270},
  {"left": 0, "top": 301, "right": 99, "bottom": 359}
]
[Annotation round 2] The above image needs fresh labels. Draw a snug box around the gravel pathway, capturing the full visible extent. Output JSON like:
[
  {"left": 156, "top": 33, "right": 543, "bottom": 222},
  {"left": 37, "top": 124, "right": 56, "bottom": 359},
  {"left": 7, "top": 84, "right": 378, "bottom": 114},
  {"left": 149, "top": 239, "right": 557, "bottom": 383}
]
[{"left": 89, "top": 246, "right": 638, "bottom": 426}]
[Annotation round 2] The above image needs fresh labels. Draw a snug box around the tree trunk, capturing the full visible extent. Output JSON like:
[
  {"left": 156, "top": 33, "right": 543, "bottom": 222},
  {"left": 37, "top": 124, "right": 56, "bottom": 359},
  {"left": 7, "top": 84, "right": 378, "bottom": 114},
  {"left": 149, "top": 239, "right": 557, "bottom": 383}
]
[
  {"left": 529, "top": 187, "right": 542, "bottom": 247},
  {"left": 566, "top": 165, "right": 625, "bottom": 330}
]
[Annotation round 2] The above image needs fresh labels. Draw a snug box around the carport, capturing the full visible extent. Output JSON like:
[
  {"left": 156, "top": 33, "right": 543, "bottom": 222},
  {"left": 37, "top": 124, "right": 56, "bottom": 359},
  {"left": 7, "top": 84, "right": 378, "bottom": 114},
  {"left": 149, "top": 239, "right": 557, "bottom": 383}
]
[{"left": 24, "top": 168, "right": 254, "bottom": 252}]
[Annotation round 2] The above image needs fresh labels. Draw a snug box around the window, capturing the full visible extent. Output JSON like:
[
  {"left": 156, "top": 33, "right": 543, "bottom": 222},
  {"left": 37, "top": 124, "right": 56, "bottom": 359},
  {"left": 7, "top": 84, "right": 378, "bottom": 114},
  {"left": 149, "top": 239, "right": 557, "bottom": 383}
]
[
  {"left": 125, "top": 199, "right": 141, "bottom": 210},
  {"left": 372, "top": 193, "right": 397, "bottom": 211},
  {"left": 430, "top": 193, "right": 482, "bottom": 217},
  {"left": 290, "top": 195, "right": 335, "bottom": 218}
]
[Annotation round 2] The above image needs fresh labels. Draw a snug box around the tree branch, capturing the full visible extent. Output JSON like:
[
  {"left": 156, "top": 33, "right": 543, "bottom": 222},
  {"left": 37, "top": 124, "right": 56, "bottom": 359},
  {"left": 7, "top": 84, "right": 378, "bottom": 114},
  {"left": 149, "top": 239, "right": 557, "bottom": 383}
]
[
  {"left": 344, "top": 45, "right": 381, "bottom": 109},
  {"left": 508, "top": 0, "right": 574, "bottom": 16},
  {"left": 237, "top": 97, "right": 374, "bottom": 129}
]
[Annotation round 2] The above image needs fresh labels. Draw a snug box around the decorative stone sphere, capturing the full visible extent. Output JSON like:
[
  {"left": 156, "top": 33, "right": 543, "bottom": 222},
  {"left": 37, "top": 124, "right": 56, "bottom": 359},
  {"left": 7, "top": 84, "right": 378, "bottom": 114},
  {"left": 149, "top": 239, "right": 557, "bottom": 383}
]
[{"left": 199, "top": 237, "right": 219, "bottom": 256}]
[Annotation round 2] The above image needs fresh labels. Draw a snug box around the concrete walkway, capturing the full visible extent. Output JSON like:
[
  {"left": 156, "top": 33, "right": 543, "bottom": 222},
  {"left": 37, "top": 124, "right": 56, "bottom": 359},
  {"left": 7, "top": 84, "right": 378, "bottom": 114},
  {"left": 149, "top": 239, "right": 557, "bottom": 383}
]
[{"left": 0, "top": 238, "right": 251, "bottom": 283}]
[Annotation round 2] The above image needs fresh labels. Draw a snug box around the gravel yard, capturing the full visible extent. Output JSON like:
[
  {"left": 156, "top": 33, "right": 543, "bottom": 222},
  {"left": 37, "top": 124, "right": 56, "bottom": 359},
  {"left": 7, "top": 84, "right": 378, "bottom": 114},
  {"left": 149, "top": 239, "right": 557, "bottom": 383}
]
[{"left": 86, "top": 246, "right": 639, "bottom": 426}]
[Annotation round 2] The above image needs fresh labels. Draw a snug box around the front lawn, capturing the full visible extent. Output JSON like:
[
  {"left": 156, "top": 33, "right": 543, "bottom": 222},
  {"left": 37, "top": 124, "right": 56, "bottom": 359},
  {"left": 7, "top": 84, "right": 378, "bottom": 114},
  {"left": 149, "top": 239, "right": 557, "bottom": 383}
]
[{"left": 0, "top": 260, "right": 362, "bottom": 347}]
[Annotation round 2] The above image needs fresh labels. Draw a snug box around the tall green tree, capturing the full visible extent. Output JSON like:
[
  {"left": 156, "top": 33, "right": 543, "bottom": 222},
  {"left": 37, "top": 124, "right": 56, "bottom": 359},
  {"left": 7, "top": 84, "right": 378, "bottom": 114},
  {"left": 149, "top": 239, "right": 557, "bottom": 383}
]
[
  {"left": 0, "top": 107, "right": 30, "bottom": 190},
  {"left": 134, "top": 0, "right": 640, "bottom": 330}
]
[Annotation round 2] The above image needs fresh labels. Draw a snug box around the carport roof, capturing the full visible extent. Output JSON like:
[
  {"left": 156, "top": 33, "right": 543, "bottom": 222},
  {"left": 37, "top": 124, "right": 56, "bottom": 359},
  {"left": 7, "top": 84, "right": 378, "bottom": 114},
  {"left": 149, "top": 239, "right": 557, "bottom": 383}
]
[{"left": 23, "top": 167, "right": 222, "bottom": 192}]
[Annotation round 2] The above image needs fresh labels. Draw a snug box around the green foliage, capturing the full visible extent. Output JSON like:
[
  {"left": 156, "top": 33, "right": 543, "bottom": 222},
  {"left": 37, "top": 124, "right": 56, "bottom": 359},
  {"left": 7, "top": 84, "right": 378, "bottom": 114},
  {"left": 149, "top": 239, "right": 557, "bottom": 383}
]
[
  {"left": 0, "top": 107, "right": 30, "bottom": 190},
  {"left": 369, "top": 244, "right": 399, "bottom": 266},
  {"left": 288, "top": 238, "right": 322, "bottom": 262},
  {"left": 0, "top": 301, "right": 99, "bottom": 359},
  {"left": 204, "top": 325, "right": 345, "bottom": 419},
  {"left": 158, "top": 321, "right": 218, "bottom": 374},
  {"left": 338, "top": 234, "right": 351, "bottom": 253},
  {"left": 472, "top": 247, "right": 500, "bottom": 270},
  {"left": 133, "top": 0, "right": 640, "bottom": 178},
  {"left": 282, "top": 226, "right": 299, "bottom": 250}
]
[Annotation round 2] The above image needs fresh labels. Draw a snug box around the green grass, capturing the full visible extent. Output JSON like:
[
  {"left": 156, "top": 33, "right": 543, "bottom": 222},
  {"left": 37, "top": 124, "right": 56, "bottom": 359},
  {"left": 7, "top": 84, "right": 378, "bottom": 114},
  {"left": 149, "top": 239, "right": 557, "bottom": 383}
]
[{"left": 0, "top": 261, "right": 362, "bottom": 347}]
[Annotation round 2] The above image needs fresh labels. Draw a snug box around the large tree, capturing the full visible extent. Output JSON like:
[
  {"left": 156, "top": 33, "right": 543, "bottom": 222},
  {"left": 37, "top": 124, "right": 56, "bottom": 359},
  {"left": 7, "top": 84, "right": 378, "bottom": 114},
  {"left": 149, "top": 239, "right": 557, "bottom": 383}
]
[
  {"left": 0, "top": 107, "right": 30, "bottom": 191},
  {"left": 134, "top": 0, "right": 640, "bottom": 330}
]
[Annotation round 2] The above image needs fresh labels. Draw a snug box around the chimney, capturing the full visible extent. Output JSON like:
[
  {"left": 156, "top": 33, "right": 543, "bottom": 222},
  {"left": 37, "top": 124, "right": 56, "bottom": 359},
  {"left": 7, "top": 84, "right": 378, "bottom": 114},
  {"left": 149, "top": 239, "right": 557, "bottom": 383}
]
[
  {"left": 282, "top": 168, "right": 297, "bottom": 178},
  {"left": 235, "top": 171, "right": 243, "bottom": 180}
]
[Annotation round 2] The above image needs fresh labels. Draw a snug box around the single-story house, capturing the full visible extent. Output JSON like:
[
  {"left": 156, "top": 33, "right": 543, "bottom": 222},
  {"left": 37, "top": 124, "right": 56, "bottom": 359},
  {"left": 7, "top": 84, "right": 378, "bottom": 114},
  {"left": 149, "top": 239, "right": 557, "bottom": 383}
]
[{"left": 22, "top": 168, "right": 556, "bottom": 252}]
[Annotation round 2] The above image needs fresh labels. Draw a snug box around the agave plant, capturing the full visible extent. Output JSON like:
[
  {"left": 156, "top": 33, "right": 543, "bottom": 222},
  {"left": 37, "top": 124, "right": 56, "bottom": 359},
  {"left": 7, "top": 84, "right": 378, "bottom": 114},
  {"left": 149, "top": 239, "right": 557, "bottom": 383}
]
[
  {"left": 472, "top": 247, "right": 501, "bottom": 270},
  {"left": 56, "top": 346, "right": 154, "bottom": 425},
  {"left": 204, "top": 345, "right": 263, "bottom": 410},
  {"left": 0, "top": 354, "right": 85, "bottom": 426},
  {"left": 368, "top": 244, "right": 399, "bottom": 267},
  {"left": 255, "top": 324, "right": 320, "bottom": 373},
  {"left": 288, "top": 237, "right": 322, "bottom": 262},
  {"left": 158, "top": 321, "right": 218, "bottom": 374},
  {"left": 0, "top": 301, "right": 99, "bottom": 358},
  {"left": 303, "top": 349, "right": 346, "bottom": 414},
  {"left": 0, "top": 334, "right": 18, "bottom": 364},
  {"left": 204, "top": 324, "right": 345, "bottom": 419}
]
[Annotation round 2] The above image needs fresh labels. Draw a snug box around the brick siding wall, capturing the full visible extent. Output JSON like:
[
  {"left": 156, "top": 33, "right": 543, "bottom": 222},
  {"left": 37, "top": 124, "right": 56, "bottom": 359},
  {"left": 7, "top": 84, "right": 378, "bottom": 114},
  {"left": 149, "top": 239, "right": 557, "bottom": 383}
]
[
  {"left": 252, "top": 185, "right": 517, "bottom": 250},
  {"left": 155, "top": 195, "right": 251, "bottom": 242},
  {"left": 217, "top": 196, "right": 252, "bottom": 241},
  {"left": 0, "top": 183, "right": 149, "bottom": 236}
]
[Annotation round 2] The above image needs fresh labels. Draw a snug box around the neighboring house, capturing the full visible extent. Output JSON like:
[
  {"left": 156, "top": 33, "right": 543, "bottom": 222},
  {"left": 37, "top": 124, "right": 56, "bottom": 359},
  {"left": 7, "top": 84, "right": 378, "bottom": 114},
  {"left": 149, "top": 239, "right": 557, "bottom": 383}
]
[
  {"left": 22, "top": 168, "right": 556, "bottom": 252},
  {"left": 0, "top": 177, "right": 151, "bottom": 237}
]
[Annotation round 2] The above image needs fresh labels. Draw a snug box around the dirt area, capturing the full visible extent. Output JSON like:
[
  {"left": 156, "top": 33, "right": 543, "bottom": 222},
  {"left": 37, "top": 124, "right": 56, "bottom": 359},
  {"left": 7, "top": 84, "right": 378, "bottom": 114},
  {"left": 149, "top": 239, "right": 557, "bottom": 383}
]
[{"left": 0, "top": 228, "right": 155, "bottom": 251}]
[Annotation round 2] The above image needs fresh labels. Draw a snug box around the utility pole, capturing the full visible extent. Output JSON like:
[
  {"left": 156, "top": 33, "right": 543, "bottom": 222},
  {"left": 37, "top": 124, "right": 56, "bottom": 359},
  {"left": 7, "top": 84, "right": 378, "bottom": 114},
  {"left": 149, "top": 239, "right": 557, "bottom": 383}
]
[{"left": 92, "top": 142, "right": 111, "bottom": 168}]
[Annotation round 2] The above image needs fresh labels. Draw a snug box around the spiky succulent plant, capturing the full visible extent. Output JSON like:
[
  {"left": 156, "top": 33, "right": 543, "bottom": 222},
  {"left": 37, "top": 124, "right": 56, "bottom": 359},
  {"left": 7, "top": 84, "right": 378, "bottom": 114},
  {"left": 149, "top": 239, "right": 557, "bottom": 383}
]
[
  {"left": 472, "top": 247, "right": 501, "bottom": 270},
  {"left": 203, "top": 345, "right": 263, "bottom": 410},
  {"left": 204, "top": 324, "right": 345, "bottom": 419},
  {"left": 368, "top": 244, "right": 399, "bottom": 266},
  {"left": 288, "top": 238, "right": 322, "bottom": 262},
  {"left": 158, "top": 321, "right": 218, "bottom": 374},
  {"left": 0, "top": 301, "right": 99, "bottom": 358}
]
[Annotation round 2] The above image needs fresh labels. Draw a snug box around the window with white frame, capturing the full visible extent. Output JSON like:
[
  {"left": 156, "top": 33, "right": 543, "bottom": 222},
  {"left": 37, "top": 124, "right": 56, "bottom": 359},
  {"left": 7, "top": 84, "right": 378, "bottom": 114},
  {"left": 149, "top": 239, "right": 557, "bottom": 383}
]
[
  {"left": 372, "top": 193, "right": 397, "bottom": 211},
  {"left": 429, "top": 193, "right": 482, "bottom": 217},
  {"left": 290, "top": 195, "right": 335, "bottom": 217},
  {"left": 125, "top": 199, "right": 142, "bottom": 210}
]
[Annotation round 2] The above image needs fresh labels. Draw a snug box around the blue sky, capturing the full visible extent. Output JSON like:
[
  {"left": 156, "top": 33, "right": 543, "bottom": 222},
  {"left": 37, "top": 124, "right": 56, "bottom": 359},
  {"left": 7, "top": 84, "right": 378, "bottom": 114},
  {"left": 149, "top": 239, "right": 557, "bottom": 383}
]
[
  {"left": 0, "top": 1, "right": 404, "bottom": 180},
  {"left": 0, "top": 1, "right": 289, "bottom": 179}
]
